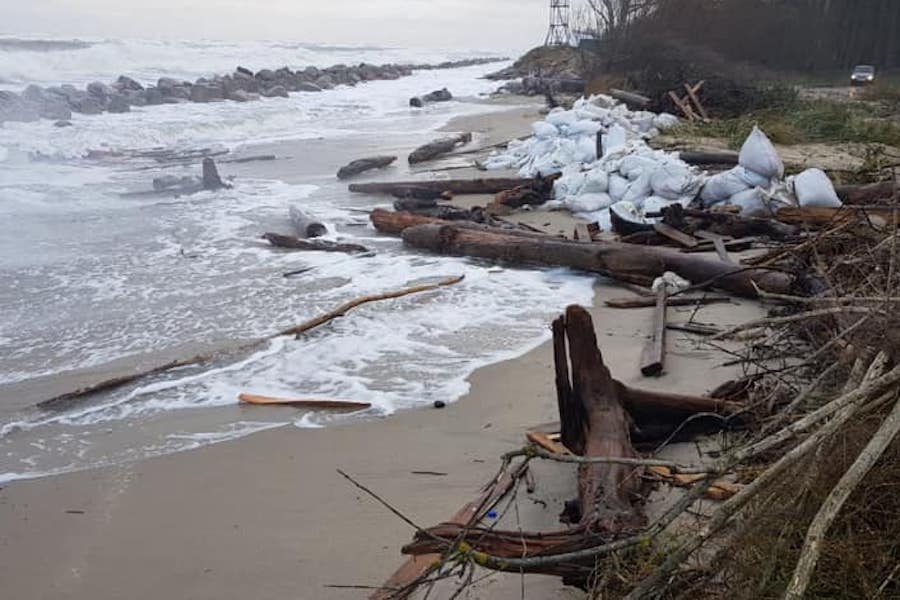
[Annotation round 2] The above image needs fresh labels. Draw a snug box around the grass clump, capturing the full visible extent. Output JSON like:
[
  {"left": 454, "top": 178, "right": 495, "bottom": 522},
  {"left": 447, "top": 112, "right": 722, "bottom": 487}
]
[{"left": 670, "top": 99, "right": 900, "bottom": 149}]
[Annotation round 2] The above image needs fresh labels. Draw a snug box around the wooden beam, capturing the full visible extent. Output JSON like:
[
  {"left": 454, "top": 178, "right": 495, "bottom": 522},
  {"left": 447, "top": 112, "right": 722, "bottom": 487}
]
[
  {"left": 640, "top": 287, "right": 667, "bottom": 377},
  {"left": 654, "top": 222, "right": 699, "bottom": 248}
]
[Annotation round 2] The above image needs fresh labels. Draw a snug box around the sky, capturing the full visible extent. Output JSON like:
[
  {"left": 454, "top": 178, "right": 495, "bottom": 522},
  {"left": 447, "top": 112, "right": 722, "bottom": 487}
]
[{"left": 4, "top": 0, "right": 552, "bottom": 51}]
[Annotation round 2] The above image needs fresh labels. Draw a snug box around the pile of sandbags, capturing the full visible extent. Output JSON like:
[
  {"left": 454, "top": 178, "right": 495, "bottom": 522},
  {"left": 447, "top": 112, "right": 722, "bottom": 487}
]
[
  {"left": 483, "top": 94, "right": 680, "bottom": 178},
  {"left": 549, "top": 144, "right": 703, "bottom": 224},
  {"left": 700, "top": 126, "right": 841, "bottom": 217},
  {"left": 487, "top": 95, "right": 841, "bottom": 226}
]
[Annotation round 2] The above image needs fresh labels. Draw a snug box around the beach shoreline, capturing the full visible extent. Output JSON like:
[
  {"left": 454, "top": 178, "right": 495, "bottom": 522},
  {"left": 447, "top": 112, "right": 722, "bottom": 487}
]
[{"left": 0, "top": 91, "right": 763, "bottom": 599}]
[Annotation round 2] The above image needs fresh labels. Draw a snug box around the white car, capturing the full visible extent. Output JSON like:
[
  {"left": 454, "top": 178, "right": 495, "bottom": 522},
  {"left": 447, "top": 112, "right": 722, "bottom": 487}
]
[{"left": 851, "top": 65, "right": 876, "bottom": 86}]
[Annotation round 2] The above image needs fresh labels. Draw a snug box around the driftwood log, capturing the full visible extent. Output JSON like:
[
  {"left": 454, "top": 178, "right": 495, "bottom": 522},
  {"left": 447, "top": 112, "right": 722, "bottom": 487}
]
[
  {"left": 835, "top": 181, "right": 898, "bottom": 204},
  {"left": 494, "top": 175, "right": 557, "bottom": 208},
  {"left": 609, "top": 88, "right": 651, "bottom": 109},
  {"left": 408, "top": 133, "right": 472, "bottom": 164},
  {"left": 661, "top": 205, "right": 798, "bottom": 240},
  {"left": 289, "top": 206, "right": 327, "bottom": 238},
  {"left": 336, "top": 155, "right": 397, "bottom": 180},
  {"left": 201, "top": 157, "right": 228, "bottom": 190},
  {"left": 262, "top": 233, "right": 369, "bottom": 254},
  {"left": 349, "top": 177, "right": 536, "bottom": 197},
  {"left": 399, "top": 222, "right": 796, "bottom": 298},
  {"left": 677, "top": 150, "right": 739, "bottom": 167},
  {"left": 404, "top": 306, "right": 644, "bottom": 585}
]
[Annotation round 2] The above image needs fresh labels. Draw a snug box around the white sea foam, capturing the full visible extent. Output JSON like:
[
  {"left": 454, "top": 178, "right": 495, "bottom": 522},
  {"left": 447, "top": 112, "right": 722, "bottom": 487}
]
[
  {"left": 0, "top": 40, "right": 592, "bottom": 485},
  {"left": 0, "top": 37, "right": 505, "bottom": 90}
]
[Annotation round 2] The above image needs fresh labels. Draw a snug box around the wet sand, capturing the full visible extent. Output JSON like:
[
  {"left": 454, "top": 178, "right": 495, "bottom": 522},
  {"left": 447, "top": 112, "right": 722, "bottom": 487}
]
[{"left": 0, "top": 101, "right": 765, "bottom": 599}]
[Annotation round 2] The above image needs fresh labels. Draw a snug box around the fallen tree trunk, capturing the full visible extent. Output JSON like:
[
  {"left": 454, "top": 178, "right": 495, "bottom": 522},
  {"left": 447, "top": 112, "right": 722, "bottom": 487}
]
[
  {"left": 401, "top": 223, "right": 796, "bottom": 298},
  {"left": 349, "top": 177, "right": 534, "bottom": 197},
  {"left": 238, "top": 394, "right": 371, "bottom": 410},
  {"left": 37, "top": 276, "right": 464, "bottom": 410},
  {"left": 605, "top": 294, "right": 731, "bottom": 309},
  {"left": 403, "top": 306, "right": 645, "bottom": 586},
  {"left": 262, "top": 233, "right": 369, "bottom": 254},
  {"left": 369, "top": 208, "right": 556, "bottom": 240},
  {"left": 408, "top": 132, "right": 472, "bottom": 164},
  {"left": 835, "top": 181, "right": 897, "bottom": 204},
  {"left": 336, "top": 155, "right": 397, "bottom": 179}
]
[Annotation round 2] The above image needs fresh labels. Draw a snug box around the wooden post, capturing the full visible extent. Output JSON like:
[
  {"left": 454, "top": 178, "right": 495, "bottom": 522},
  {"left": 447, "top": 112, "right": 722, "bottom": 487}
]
[{"left": 640, "top": 287, "right": 667, "bottom": 377}]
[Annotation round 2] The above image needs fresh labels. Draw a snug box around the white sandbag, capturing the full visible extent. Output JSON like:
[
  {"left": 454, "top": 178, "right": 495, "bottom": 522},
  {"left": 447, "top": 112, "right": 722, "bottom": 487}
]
[
  {"left": 601, "top": 124, "right": 628, "bottom": 157},
  {"left": 735, "top": 166, "right": 772, "bottom": 188},
  {"left": 795, "top": 168, "right": 842, "bottom": 208},
  {"left": 566, "top": 120, "right": 603, "bottom": 136},
  {"left": 574, "top": 135, "right": 598, "bottom": 164},
  {"left": 545, "top": 109, "right": 578, "bottom": 127},
  {"left": 581, "top": 168, "right": 609, "bottom": 193},
  {"left": 531, "top": 121, "right": 559, "bottom": 139},
  {"left": 700, "top": 167, "right": 751, "bottom": 205},
  {"left": 739, "top": 126, "right": 784, "bottom": 179},
  {"left": 566, "top": 192, "right": 612, "bottom": 213},
  {"left": 608, "top": 174, "right": 630, "bottom": 202},
  {"left": 619, "top": 154, "right": 659, "bottom": 180},
  {"left": 553, "top": 167, "right": 586, "bottom": 199},
  {"left": 633, "top": 112, "right": 656, "bottom": 133},
  {"left": 543, "top": 199, "right": 565, "bottom": 210},
  {"left": 622, "top": 171, "right": 653, "bottom": 208},
  {"left": 642, "top": 195, "right": 676, "bottom": 217},
  {"left": 728, "top": 188, "right": 774, "bottom": 218},
  {"left": 650, "top": 164, "right": 702, "bottom": 200},
  {"left": 653, "top": 113, "right": 680, "bottom": 131}
]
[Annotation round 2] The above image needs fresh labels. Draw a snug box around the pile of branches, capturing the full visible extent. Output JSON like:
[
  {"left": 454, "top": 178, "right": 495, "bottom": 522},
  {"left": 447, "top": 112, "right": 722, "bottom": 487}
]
[
  {"left": 674, "top": 206, "right": 900, "bottom": 599},
  {"left": 360, "top": 203, "right": 900, "bottom": 599}
]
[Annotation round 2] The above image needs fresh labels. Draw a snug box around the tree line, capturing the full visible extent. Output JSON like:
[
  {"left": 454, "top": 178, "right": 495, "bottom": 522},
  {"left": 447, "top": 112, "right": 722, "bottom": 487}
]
[{"left": 578, "top": 0, "right": 900, "bottom": 72}]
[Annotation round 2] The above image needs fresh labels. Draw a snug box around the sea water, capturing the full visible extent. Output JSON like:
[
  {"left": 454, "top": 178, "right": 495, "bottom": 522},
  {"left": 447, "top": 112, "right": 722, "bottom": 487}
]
[{"left": 0, "top": 37, "right": 596, "bottom": 483}]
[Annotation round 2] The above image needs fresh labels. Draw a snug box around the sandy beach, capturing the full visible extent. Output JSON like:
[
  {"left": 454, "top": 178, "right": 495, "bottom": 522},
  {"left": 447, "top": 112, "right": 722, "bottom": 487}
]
[
  {"left": 1, "top": 98, "right": 764, "bottom": 600},
  {"left": 0, "top": 157, "right": 763, "bottom": 600}
]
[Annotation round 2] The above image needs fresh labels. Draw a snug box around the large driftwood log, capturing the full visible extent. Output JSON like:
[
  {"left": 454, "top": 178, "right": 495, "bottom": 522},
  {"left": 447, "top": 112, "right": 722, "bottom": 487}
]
[
  {"left": 403, "top": 306, "right": 644, "bottom": 586},
  {"left": 408, "top": 132, "right": 472, "bottom": 164},
  {"left": 336, "top": 155, "right": 397, "bottom": 180},
  {"left": 400, "top": 223, "right": 796, "bottom": 298},
  {"left": 349, "top": 177, "right": 531, "bottom": 197},
  {"left": 835, "top": 181, "right": 897, "bottom": 204},
  {"left": 369, "top": 208, "right": 556, "bottom": 240},
  {"left": 262, "top": 233, "right": 369, "bottom": 254}
]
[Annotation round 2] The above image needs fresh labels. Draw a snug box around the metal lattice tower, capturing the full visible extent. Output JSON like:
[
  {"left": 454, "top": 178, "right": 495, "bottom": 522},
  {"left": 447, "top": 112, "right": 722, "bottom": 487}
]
[{"left": 545, "top": 0, "right": 572, "bottom": 46}]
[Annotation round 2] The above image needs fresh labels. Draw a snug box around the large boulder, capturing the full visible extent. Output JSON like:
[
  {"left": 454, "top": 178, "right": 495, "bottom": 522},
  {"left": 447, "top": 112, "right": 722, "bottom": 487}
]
[
  {"left": 107, "top": 95, "right": 131, "bottom": 113},
  {"left": 165, "top": 85, "right": 191, "bottom": 100},
  {"left": 261, "top": 85, "right": 289, "bottom": 98},
  {"left": 157, "top": 77, "right": 181, "bottom": 90},
  {"left": 227, "top": 89, "right": 260, "bottom": 103},
  {"left": 22, "top": 84, "right": 47, "bottom": 102},
  {"left": 0, "top": 91, "right": 39, "bottom": 123},
  {"left": 123, "top": 90, "right": 147, "bottom": 106},
  {"left": 87, "top": 81, "right": 114, "bottom": 100},
  {"left": 255, "top": 69, "right": 276, "bottom": 82},
  {"left": 314, "top": 75, "right": 334, "bottom": 89},
  {"left": 71, "top": 96, "right": 103, "bottom": 115},
  {"left": 190, "top": 84, "right": 224, "bottom": 103},
  {"left": 115, "top": 75, "right": 144, "bottom": 92},
  {"left": 144, "top": 87, "right": 165, "bottom": 105},
  {"left": 38, "top": 97, "right": 72, "bottom": 120},
  {"left": 296, "top": 82, "right": 323, "bottom": 92}
]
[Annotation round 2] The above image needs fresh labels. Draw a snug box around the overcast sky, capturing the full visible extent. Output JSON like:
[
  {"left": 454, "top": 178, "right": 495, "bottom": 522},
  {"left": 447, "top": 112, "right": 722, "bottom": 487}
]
[{"left": 5, "top": 0, "right": 551, "bottom": 51}]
